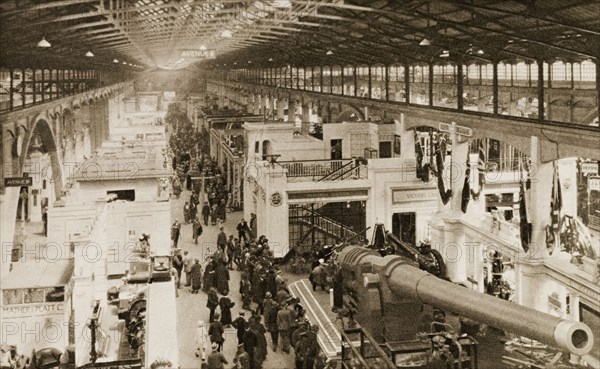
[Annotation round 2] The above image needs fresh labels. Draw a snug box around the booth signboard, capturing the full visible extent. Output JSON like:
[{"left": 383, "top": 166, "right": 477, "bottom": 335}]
[
  {"left": 2, "top": 302, "right": 64, "bottom": 317},
  {"left": 581, "top": 162, "right": 599, "bottom": 175},
  {"left": 4, "top": 177, "right": 33, "bottom": 187},
  {"left": 589, "top": 176, "right": 600, "bottom": 192},
  {"left": 393, "top": 189, "right": 437, "bottom": 203}
]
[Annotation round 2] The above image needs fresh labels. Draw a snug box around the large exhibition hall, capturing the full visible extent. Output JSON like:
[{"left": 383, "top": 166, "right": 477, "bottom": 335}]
[{"left": 0, "top": 1, "right": 599, "bottom": 368}]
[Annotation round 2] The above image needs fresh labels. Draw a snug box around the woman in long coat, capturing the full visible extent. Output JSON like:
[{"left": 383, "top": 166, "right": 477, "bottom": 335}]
[
  {"left": 218, "top": 293, "right": 235, "bottom": 326},
  {"left": 203, "top": 258, "right": 217, "bottom": 292},
  {"left": 215, "top": 259, "right": 230, "bottom": 295},
  {"left": 253, "top": 316, "right": 268, "bottom": 366},
  {"left": 190, "top": 259, "right": 202, "bottom": 294}
]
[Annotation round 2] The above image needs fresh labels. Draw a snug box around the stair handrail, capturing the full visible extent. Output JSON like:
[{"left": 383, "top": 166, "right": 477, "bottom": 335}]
[
  {"left": 318, "top": 161, "right": 353, "bottom": 181},
  {"left": 290, "top": 205, "right": 359, "bottom": 240}
]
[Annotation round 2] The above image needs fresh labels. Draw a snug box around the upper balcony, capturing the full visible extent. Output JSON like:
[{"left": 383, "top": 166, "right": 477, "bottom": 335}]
[{"left": 277, "top": 158, "right": 368, "bottom": 182}]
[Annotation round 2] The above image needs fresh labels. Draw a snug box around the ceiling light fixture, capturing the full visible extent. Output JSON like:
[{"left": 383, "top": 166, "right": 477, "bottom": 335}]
[
  {"left": 221, "top": 30, "right": 232, "bottom": 38},
  {"left": 37, "top": 37, "right": 51, "bottom": 48},
  {"left": 268, "top": 58, "right": 273, "bottom": 62},
  {"left": 123, "top": 61, "right": 127, "bottom": 65},
  {"left": 85, "top": 51, "right": 94, "bottom": 57},
  {"left": 419, "top": 38, "right": 431, "bottom": 46},
  {"left": 248, "top": 60, "right": 252, "bottom": 64},
  {"left": 440, "top": 50, "right": 450, "bottom": 57},
  {"left": 476, "top": 48, "right": 485, "bottom": 55},
  {"left": 113, "top": 59, "right": 119, "bottom": 63},
  {"left": 326, "top": 50, "right": 334, "bottom": 55},
  {"left": 199, "top": 45, "right": 207, "bottom": 50}
]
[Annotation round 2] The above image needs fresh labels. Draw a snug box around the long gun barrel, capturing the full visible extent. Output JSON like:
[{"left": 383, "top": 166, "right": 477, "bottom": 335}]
[{"left": 338, "top": 246, "right": 594, "bottom": 356}]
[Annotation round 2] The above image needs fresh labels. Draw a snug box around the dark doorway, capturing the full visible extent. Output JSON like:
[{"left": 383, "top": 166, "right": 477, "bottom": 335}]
[
  {"left": 392, "top": 212, "right": 416, "bottom": 245},
  {"left": 107, "top": 189, "right": 136, "bottom": 201},
  {"left": 379, "top": 141, "right": 392, "bottom": 158},
  {"left": 330, "top": 139, "right": 342, "bottom": 160}
]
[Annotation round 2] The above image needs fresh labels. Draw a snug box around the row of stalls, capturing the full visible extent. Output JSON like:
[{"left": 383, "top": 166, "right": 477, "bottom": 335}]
[
  {"left": 1, "top": 115, "right": 177, "bottom": 367},
  {"left": 206, "top": 110, "right": 264, "bottom": 210}
]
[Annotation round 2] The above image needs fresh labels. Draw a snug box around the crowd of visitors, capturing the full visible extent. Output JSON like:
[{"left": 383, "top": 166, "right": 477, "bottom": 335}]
[
  {"left": 186, "top": 226, "right": 335, "bottom": 369},
  {"left": 165, "top": 103, "right": 335, "bottom": 369}
]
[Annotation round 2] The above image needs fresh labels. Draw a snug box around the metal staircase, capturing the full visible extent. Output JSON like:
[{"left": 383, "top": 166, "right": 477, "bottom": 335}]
[{"left": 289, "top": 205, "right": 359, "bottom": 243}]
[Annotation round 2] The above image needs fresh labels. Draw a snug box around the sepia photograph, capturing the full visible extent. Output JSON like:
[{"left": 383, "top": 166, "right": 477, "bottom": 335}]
[{"left": 0, "top": 1, "right": 599, "bottom": 368}]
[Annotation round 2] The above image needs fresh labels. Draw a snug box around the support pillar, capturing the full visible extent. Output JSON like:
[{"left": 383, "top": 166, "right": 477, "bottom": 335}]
[
  {"left": 404, "top": 64, "right": 410, "bottom": 103},
  {"left": 301, "top": 103, "right": 310, "bottom": 134},
  {"left": 287, "top": 99, "right": 297, "bottom": 124},
  {"left": 398, "top": 113, "right": 414, "bottom": 160},
  {"left": 276, "top": 99, "right": 286, "bottom": 121},
  {"left": 262, "top": 95, "right": 269, "bottom": 117},
  {"left": 428, "top": 63, "right": 434, "bottom": 106},
  {"left": 596, "top": 59, "right": 600, "bottom": 129},
  {"left": 440, "top": 217, "right": 468, "bottom": 283},
  {"left": 457, "top": 63, "right": 464, "bottom": 111},
  {"left": 537, "top": 60, "right": 545, "bottom": 121},
  {"left": 82, "top": 126, "right": 91, "bottom": 158},
  {"left": 528, "top": 136, "right": 553, "bottom": 259},
  {"left": 253, "top": 94, "right": 261, "bottom": 116},
  {"left": 492, "top": 60, "right": 499, "bottom": 114}
]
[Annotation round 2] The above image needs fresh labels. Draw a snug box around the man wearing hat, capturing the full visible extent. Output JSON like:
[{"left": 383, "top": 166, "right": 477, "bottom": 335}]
[
  {"left": 183, "top": 250, "right": 192, "bottom": 287},
  {"left": 207, "top": 287, "right": 219, "bottom": 323},
  {"left": 233, "top": 344, "right": 250, "bottom": 369},
  {"left": 206, "top": 342, "right": 228, "bottom": 369},
  {"left": 172, "top": 248, "right": 184, "bottom": 288},
  {"left": 309, "top": 260, "right": 327, "bottom": 292},
  {"left": 277, "top": 302, "right": 293, "bottom": 353},
  {"left": 263, "top": 292, "right": 279, "bottom": 352},
  {"left": 171, "top": 219, "right": 181, "bottom": 248},
  {"left": 295, "top": 324, "right": 320, "bottom": 369},
  {"left": 232, "top": 312, "right": 248, "bottom": 344},
  {"left": 208, "top": 313, "right": 225, "bottom": 352},
  {"left": 217, "top": 227, "right": 227, "bottom": 252},
  {"left": 237, "top": 218, "right": 250, "bottom": 242}
]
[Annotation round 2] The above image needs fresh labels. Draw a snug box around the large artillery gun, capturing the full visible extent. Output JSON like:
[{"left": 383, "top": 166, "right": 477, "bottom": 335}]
[{"left": 336, "top": 245, "right": 594, "bottom": 368}]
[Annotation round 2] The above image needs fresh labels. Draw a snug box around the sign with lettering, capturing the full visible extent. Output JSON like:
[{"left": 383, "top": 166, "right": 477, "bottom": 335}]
[
  {"left": 179, "top": 49, "right": 216, "bottom": 59},
  {"left": 589, "top": 177, "right": 600, "bottom": 192},
  {"left": 4, "top": 177, "right": 33, "bottom": 187},
  {"left": 581, "top": 162, "right": 599, "bottom": 175},
  {"left": 288, "top": 189, "right": 369, "bottom": 201},
  {"left": 393, "top": 189, "right": 437, "bottom": 203},
  {"left": 439, "top": 122, "right": 472, "bottom": 137},
  {"left": 2, "top": 303, "right": 64, "bottom": 318}
]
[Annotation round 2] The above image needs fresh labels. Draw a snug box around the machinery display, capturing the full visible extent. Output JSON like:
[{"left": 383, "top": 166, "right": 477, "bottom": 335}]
[
  {"left": 370, "top": 223, "right": 446, "bottom": 278},
  {"left": 336, "top": 245, "right": 594, "bottom": 368}
]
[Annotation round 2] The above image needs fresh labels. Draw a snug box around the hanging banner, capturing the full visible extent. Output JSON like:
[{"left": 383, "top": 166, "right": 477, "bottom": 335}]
[{"left": 179, "top": 49, "right": 216, "bottom": 59}]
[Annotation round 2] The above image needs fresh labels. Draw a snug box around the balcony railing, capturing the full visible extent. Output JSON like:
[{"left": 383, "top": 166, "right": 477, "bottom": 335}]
[
  {"left": 279, "top": 159, "right": 368, "bottom": 181},
  {"left": 279, "top": 159, "right": 349, "bottom": 179}
]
